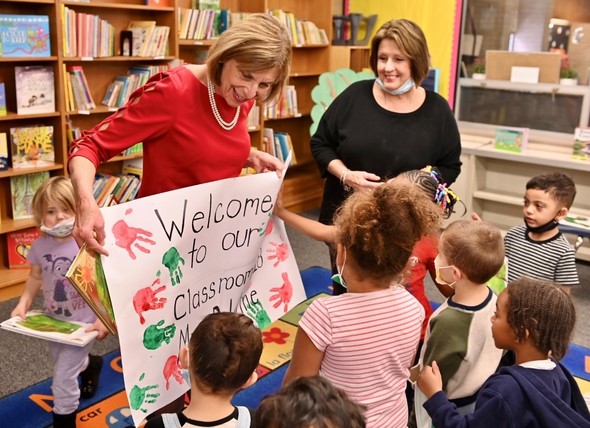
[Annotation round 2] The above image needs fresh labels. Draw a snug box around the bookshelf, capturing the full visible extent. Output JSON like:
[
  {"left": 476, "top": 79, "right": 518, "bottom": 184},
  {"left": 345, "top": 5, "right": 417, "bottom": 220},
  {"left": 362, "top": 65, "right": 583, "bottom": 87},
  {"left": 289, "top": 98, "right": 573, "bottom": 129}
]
[{"left": 0, "top": 0, "right": 333, "bottom": 298}]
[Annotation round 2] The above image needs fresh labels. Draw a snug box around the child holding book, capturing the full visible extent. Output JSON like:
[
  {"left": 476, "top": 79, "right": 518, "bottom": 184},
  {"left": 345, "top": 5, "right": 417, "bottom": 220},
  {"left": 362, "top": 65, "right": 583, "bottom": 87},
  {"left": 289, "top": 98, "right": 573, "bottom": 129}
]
[
  {"left": 10, "top": 176, "right": 104, "bottom": 428},
  {"left": 417, "top": 277, "right": 590, "bottom": 427},
  {"left": 282, "top": 179, "right": 442, "bottom": 427},
  {"left": 410, "top": 219, "right": 505, "bottom": 428},
  {"left": 144, "top": 312, "right": 262, "bottom": 428},
  {"left": 254, "top": 376, "right": 366, "bottom": 428}
]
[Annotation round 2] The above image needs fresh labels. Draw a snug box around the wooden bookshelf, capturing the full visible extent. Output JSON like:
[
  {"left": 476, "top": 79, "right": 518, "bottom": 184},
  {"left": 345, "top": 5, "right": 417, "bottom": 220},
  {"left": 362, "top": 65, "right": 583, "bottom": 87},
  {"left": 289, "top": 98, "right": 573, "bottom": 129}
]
[{"left": 0, "top": 0, "right": 331, "bottom": 297}]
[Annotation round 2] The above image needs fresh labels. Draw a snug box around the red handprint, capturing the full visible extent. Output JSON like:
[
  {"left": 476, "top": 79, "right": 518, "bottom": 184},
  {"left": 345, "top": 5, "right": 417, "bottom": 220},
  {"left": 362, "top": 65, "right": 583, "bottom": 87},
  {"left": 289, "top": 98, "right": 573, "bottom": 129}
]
[
  {"left": 163, "top": 355, "right": 184, "bottom": 390},
  {"left": 112, "top": 219, "right": 156, "bottom": 260},
  {"left": 133, "top": 278, "right": 167, "bottom": 324},
  {"left": 266, "top": 241, "right": 289, "bottom": 267},
  {"left": 269, "top": 272, "right": 293, "bottom": 312}
]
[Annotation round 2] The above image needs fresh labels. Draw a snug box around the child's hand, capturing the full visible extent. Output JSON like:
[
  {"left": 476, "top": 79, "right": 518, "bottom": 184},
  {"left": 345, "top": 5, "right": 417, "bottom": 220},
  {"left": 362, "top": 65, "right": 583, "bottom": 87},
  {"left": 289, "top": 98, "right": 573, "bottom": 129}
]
[
  {"left": 11, "top": 303, "right": 29, "bottom": 320},
  {"left": 417, "top": 361, "right": 443, "bottom": 398},
  {"left": 86, "top": 319, "right": 109, "bottom": 340},
  {"left": 471, "top": 212, "right": 482, "bottom": 221},
  {"left": 274, "top": 187, "right": 287, "bottom": 217}
]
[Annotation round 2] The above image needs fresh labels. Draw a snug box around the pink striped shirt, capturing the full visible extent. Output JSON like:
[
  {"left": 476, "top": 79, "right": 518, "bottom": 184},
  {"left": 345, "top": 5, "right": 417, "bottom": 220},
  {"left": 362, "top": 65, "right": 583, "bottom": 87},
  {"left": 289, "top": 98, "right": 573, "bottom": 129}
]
[{"left": 300, "top": 286, "right": 424, "bottom": 428}]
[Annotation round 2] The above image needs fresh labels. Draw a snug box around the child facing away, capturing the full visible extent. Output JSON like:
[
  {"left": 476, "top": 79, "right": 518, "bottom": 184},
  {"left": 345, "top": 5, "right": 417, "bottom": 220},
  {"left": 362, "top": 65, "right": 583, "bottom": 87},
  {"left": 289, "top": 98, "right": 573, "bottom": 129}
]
[
  {"left": 10, "top": 176, "right": 104, "bottom": 428},
  {"left": 254, "top": 375, "right": 366, "bottom": 428},
  {"left": 417, "top": 277, "right": 590, "bottom": 427},
  {"left": 282, "top": 179, "right": 442, "bottom": 428},
  {"left": 274, "top": 167, "right": 460, "bottom": 344},
  {"left": 504, "top": 171, "right": 579, "bottom": 293},
  {"left": 144, "top": 312, "right": 262, "bottom": 428},
  {"left": 410, "top": 219, "right": 505, "bottom": 428}
]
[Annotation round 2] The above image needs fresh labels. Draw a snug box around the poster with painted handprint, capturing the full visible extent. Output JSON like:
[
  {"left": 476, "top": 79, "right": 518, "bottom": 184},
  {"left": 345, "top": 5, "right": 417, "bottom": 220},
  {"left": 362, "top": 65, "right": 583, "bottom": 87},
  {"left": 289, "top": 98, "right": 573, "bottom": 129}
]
[{"left": 99, "top": 169, "right": 305, "bottom": 426}]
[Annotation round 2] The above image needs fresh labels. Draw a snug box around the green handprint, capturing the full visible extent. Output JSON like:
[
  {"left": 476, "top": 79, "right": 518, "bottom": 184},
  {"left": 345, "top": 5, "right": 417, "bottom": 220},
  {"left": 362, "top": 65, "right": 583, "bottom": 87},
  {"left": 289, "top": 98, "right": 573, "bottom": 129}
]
[
  {"left": 129, "top": 373, "right": 160, "bottom": 413},
  {"left": 143, "top": 320, "right": 176, "bottom": 350},
  {"left": 246, "top": 300, "right": 272, "bottom": 329},
  {"left": 162, "top": 247, "right": 185, "bottom": 286}
]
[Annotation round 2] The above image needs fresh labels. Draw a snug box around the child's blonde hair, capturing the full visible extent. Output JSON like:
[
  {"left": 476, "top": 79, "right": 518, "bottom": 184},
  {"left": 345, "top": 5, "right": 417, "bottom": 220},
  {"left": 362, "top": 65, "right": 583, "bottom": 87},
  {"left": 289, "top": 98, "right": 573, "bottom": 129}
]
[
  {"left": 333, "top": 180, "right": 441, "bottom": 281},
  {"left": 31, "top": 176, "right": 76, "bottom": 227},
  {"left": 506, "top": 277, "right": 576, "bottom": 360},
  {"left": 440, "top": 219, "right": 504, "bottom": 284}
]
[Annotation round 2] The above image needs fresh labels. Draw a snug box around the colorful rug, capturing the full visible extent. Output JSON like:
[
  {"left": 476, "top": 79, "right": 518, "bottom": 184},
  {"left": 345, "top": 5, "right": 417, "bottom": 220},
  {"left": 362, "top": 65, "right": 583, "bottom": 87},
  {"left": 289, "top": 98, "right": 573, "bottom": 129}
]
[{"left": 1, "top": 267, "right": 589, "bottom": 427}]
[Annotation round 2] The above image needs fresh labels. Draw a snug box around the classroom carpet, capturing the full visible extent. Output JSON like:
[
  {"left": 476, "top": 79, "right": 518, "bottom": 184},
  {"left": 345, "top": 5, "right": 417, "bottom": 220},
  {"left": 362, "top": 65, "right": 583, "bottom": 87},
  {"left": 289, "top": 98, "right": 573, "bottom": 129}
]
[{"left": 1, "top": 267, "right": 589, "bottom": 427}]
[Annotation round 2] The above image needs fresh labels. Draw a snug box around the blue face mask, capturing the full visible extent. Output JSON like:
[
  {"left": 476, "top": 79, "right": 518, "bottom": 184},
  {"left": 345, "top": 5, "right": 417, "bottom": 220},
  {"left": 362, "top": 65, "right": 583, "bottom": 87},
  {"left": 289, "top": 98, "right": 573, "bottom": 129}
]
[
  {"left": 181, "top": 352, "right": 191, "bottom": 386},
  {"left": 375, "top": 77, "right": 415, "bottom": 95},
  {"left": 331, "top": 248, "right": 348, "bottom": 289}
]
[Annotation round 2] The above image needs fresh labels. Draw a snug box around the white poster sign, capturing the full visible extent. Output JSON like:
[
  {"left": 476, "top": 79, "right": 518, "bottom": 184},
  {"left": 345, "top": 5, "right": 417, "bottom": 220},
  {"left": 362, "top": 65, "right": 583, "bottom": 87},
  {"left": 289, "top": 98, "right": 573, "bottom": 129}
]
[{"left": 100, "top": 170, "right": 305, "bottom": 425}]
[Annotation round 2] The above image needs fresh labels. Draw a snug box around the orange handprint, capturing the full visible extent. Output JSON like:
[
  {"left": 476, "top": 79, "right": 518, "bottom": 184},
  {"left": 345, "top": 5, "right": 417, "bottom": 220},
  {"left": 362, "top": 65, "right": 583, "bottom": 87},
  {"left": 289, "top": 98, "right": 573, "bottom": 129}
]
[
  {"left": 266, "top": 241, "right": 289, "bottom": 267},
  {"left": 269, "top": 272, "right": 293, "bottom": 312},
  {"left": 112, "top": 219, "right": 156, "bottom": 260}
]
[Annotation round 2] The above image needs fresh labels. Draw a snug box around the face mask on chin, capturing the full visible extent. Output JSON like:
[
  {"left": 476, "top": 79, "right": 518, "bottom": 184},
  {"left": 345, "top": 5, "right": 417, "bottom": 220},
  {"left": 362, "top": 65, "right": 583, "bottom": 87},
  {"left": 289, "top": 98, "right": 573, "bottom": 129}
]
[
  {"left": 375, "top": 77, "right": 415, "bottom": 95},
  {"left": 524, "top": 217, "right": 559, "bottom": 234},
  {"left": 331, "top": 247, "right": 348, "bottom": 289},
  {"left": 40, "top": 218, "right": 75, "bottom": 238}
]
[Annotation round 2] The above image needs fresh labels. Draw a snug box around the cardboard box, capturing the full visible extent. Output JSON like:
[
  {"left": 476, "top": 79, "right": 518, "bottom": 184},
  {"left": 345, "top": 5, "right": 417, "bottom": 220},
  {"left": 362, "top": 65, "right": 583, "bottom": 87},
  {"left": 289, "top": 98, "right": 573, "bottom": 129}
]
[{"left": 486, "top": 51, "right": 561, "bottom": 83}]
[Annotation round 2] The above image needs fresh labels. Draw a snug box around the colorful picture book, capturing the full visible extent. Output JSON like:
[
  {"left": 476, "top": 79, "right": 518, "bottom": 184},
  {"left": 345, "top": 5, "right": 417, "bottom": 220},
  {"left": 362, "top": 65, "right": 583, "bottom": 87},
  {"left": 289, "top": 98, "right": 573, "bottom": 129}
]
[
  {"left": 572, "top": 127, "right": 590, "bottom": 161},
  {"left": 0, "top": 132, "right": 8, "bottom": 170},
  {"left": 66, "top": 244, "right": 117, "bottom": 335},
  {"left": 0, "top": 82, "right": 6, "bottom": 115},
  {"left": 0, "top": 14, "right": 51, "bottom": 57},
  {"left": 10, "top": 125, "right": 54, "bottom": 168},
  {"left": 15, "top": 65, "right": 55, "bottom": 114},
  {"left": 1, "top": 310, "right": 98, "bottom": 347},
  {"left": 494, "top": 126, "right": 529, "bottom": 153},
  {"left": 10, "top": 171, "right": 50, "bottom": 220},
  {"left": 6, "top": 226, "right": 41, "bottom": 269}
]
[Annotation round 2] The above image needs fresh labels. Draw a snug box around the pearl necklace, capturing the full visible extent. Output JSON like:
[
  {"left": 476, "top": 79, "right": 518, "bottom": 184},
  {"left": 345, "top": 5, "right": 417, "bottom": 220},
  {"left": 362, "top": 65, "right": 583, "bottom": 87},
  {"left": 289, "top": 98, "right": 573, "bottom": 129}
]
[{"left": 207, "top": 76, "right": 240, "bottom": 130}]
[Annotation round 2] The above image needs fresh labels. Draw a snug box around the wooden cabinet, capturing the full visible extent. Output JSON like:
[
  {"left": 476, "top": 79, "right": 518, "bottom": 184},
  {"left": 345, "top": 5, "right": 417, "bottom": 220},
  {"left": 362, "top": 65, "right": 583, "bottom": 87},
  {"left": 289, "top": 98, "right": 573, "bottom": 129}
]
[{"left": 0, "top": 0, "right": 332, "bottom": 298}]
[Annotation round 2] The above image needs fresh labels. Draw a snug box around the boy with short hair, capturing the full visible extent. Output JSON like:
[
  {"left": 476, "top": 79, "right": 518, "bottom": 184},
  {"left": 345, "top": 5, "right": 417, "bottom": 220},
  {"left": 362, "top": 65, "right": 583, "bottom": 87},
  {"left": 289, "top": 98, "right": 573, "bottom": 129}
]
[
  {"left": 144, "top": 312, "right": 262, "bottom": 428},
  {"left": 504, "top": 172, "right": 579, "bottom": 293},
  {"left": 411, "top": 219, "right": 505, "bottom": 428}
]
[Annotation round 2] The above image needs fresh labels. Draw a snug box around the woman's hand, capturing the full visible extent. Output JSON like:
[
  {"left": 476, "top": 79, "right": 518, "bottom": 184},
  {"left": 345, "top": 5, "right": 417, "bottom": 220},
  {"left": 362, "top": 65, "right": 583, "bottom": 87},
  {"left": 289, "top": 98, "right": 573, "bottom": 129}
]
[
  {"left": 343, "top": 170, "right": 381, "bottom": 192},
  {"left": 417, "top": 361, "right": 443, "bottom": 398},
  {"left": 73, "top": 198, "right": 109, "bottom": 256},
  {"left": 246, "top": 148, "right": 284, "bottom": 177}
]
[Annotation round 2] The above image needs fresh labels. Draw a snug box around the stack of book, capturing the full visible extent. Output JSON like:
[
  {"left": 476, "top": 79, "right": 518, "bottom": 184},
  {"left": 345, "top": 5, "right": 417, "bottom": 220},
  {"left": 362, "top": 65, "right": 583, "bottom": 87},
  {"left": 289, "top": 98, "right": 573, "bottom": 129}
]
[
  {"left": 101, "top": 64, "right": 168, "bottom": 109},
  {"left": 61, "top": 6, "right": 115, "bottom": 58},
  {"left": 264, "top": 85, "right": 299, "bottom": 119},
  {"left": 262, "top": 128, "right": 297, "bottom": 165},
  {"left": 269, "top": 9, "right": 329, "bottom": 46},
  {"left": 64, "top": 65, "right": 95, "bottom": 112},
  {"left": 93, "top": 172, "right": 141, "bottom": 207},
  {"left": 128, "top": 21, "right": 170, "bottom": 57}
]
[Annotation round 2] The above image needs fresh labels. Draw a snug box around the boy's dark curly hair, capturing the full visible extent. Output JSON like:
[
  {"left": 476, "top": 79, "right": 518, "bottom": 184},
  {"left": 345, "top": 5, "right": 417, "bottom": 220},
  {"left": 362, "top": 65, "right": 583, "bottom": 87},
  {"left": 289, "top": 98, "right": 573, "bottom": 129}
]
[
  {"left": 254, "top": 376, "right": 366, "bottom": 428},
  {"left": 507, "top": 277, "right": 576, "bottom": 360}
]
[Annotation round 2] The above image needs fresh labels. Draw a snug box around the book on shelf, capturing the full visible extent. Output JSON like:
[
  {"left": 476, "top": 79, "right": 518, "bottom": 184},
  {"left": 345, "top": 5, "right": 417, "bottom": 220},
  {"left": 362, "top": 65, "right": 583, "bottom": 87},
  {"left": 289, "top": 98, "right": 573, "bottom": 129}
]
[
  {"left": 6, "top": 227, "right": 41, "bottom": 269},
  {"left": 15, "top": 65, "right": 55, "bottom": 114},
  {"left": 10, "top": 125, "right": 54, "bottom": 168},
  {"left": 66, "top": 244, "right": 117, "bottom": 335},
  {"left": 0, "top": 82, "right": 6, "bottom": 115},
  {"left": 128, "top": 20, "right": 156, "bottom": 57},
  {"left": 572, "top": 127, "right": 590, "bottom": 161},
  {"left": 0, "top": 14, "right": 51, "bottom": 57},
  {"left": 494, "top": 126, "right": 529, "bottom": 153},
  {"left": 1, "top": 310, "right": 99, "bottom": 347},
  {"left": 0, "top": 132, "right": 8, "bottom": 171},
  {"left": 66, "top": 65, "right": 95, "bottom": 111},
  {"left": 10, "top": 171, "right": 50, "bottom": 220}
]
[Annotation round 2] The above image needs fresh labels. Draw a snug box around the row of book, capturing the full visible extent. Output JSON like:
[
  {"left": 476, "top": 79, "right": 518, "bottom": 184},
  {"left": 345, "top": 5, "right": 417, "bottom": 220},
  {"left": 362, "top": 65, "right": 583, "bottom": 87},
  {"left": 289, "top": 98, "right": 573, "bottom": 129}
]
[
  {"left": 263, "top": 128, "right": 298, "bottom": 165},
  {"left": 178, "top": 8, "right": 231, "bottom": 40},
  {"left": 270, "top": 9, "right": 329, "bottom": 46},
  {"left": 64, "top": 65, "right": 95, "bottom": 112},
  {"left": 61, "top": 6, "right": 115, "bottom": 58},
  {"left": 93, "top": 172, "right": 142, "bottom": 207},
  {"left": 101, "top": 64, "right": 169, "bottom": 109},
  {"left": 128, "top": 21, "right": 170, "bottom": 57},
  {"left": 264, "top": 85, "right": 299, "bottom": 120}
]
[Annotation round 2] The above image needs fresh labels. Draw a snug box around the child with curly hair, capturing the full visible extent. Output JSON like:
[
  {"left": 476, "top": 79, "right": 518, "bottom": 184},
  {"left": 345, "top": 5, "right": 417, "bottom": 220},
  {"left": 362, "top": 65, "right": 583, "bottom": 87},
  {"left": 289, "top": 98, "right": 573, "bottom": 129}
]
[
  {"left": 282, "top": 179, "right": 442, "bottom": 428},
  {"left": 417, "top": 277, "right": 590, "bottom": 427}
]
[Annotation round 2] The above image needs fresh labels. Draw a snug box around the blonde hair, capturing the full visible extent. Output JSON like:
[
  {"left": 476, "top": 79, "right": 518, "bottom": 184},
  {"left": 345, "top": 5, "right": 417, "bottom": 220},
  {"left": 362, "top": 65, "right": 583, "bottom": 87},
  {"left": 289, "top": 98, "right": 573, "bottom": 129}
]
[
  {"left": 207, "top": 13, "right": 292, "bottom": 103},
  {"left": 369, "top": 19, "right": 430, "bottom": 85},
  {"left": 32, "top": 176, "right": 76, "bottom": 227},
  {"left": 334, "top": 181, "right": 441, "bottom": 282}
]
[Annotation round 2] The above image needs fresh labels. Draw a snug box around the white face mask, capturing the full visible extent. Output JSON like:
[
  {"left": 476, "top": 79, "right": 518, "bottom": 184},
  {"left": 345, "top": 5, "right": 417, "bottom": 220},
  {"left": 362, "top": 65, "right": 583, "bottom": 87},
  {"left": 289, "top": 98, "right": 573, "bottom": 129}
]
[
  {"left": 434, "top": 255, "right": 457, "bottom": 288},
  {"left": 331, "top": 247, "right": 348, "bottom": 289},
  {"left": 181, "top": 350, "right": 191, "bottom": 386},
  {"left": 375, "top": 77, "right": 416, "bottom": 95},
  {"left": 40, "top": 218, "right": 75, "bottom": 238}
]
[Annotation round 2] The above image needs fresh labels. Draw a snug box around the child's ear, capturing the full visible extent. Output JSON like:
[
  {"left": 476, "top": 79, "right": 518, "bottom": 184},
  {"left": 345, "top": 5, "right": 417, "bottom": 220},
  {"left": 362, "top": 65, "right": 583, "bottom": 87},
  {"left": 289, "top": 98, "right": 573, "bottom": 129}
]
[
  {"left": 241, "top": 370, "right": 259, "bottom": 389},
  {"left": 179, "top": 346, "right": 190, "bottom": 369},
  {"left": 555, "top": 207, "right": 569, "bottom": 221}
]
